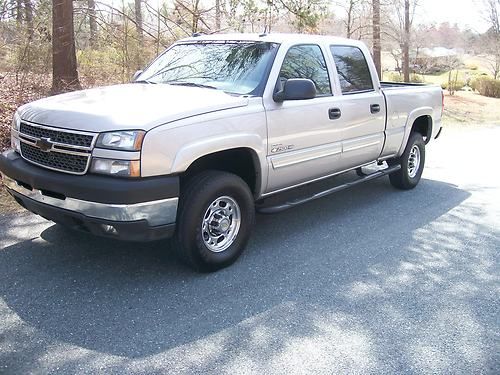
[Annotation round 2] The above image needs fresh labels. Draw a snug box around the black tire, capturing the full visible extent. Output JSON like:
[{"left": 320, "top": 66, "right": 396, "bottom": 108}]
[
  {"left": 175, "top": 170, "right": 255, "bottom": 272},
  {"left": 388, "top": 132, "right": 426, "bottom": 190}
]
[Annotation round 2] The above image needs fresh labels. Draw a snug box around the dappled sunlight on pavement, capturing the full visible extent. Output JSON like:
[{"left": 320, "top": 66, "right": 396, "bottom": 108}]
[{"left": 0, "top": 127, "right": 498, "bottom": 373}]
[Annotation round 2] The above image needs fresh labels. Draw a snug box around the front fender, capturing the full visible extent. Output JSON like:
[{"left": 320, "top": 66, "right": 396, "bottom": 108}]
[{"left": 170, "top": 133, "right": 266, "bottom": 174}]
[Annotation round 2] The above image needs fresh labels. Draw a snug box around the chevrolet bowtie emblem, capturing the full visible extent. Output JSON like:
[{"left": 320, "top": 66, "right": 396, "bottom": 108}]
[{"left": 35, "top": 137, "right": 54, "bottom": 152}]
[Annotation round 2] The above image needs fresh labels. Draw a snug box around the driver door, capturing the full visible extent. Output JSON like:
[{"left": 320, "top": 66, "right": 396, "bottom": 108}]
[{"left": 264, "top": 44, "right": 343, "bottom": 193}]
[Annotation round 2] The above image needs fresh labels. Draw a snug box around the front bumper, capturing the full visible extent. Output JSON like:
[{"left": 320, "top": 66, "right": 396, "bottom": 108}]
[{"left": 0, "top": 149, "right": 179, "bottom": 241}]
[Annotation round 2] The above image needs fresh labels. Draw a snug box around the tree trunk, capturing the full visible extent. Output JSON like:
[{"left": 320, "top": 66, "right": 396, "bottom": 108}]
[
  {"left": 402, "top": 0, "right": 410, "bottom": 82},
  {"left": 88, "top": 0, "right": 97, "bottom": 48},
  {"left": 16, "top": 0, "right": 22, "bottom": 26},
  {"left": 51, "top": 0, "right": 81, "bottom": 94},
  {"left": 23, "top": 0, "right": 33, "bottom": 37},
  {"left": 135, "top": 0, "right": 143, "bottom": 41},
  {"left": 215, "top": 0, "right": 221, "bottom": 30},
  {"left": 372, "top": 0, "right": 381, "bottom": 78},
  {"left": 346, "top": 0, "right": 353, "bottom": 38}
]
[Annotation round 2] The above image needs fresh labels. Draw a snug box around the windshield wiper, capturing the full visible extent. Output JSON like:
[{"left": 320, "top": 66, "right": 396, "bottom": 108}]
[
  {"left": 133, "top": 79, "right": 156, "bottom": 84},
  {"left": 166, "top": 81, "right": 217, "bottom": 90}
]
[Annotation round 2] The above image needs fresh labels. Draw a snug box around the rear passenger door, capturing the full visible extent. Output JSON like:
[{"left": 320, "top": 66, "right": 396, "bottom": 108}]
[{"left": 329, "top": 45, "right": 386, "bottom": 169}]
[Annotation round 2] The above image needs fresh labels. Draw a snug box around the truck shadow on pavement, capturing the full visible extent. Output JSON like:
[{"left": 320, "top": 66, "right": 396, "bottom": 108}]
[{"left": 1, "top": 177, "right": 497, "bottom": 372}]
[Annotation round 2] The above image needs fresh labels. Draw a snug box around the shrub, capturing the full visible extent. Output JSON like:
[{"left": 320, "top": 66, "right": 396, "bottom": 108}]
[
  {"left": 410, "top": 74, "right": 424, "bottom": 83},
  {"left": 441, "top": 80, "right": 465, "bottom": 92},
  {"left": 472, "top": 77, "right": 500, "bottom": 98},
  {"left": 465, "top": 63, "right": 479, "bottom": 71},
  {"left": 384, "top": 72, "right": 403, "bottom": 82}
]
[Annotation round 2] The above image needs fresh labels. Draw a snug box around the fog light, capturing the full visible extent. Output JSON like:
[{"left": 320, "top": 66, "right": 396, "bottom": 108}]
[
  {"left": 101, "top": 224, "right": 118, "bottom": 235},
  {"left": 11, "top": 136, "right": 20, "bottom": 153}
]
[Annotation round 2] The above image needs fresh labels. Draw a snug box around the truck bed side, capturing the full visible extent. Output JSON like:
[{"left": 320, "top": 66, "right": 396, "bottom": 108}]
[{"left": 380, "top": 84, "right": 443, "bottom": 158}]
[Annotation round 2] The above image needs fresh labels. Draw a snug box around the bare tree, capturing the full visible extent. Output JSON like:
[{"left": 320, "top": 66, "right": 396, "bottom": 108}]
[
  {"left": 23, "top": 0, "right": 32, "bottom": 37},
  {"left": 52, "top": 0, "right": 81, "bottom": 94},
  {"left": 88, "top": 0, "right": 97, "bottom": 48},
  {"left": 402, "top": 0, "right": 410, "bottom": 81},
  {"left": 336, "top": 0, "right": 371, "bottom": 39},
  {"left": 387, "top": 0, "right": 419, "bottom": 82},
  {"left": 482, "top": 0, "right": 500, "bottom": 79},
  {"left": 215, "top": 0, "right": 221, "bottom": 30},
  {"left": 135, "top": 0, "right": 143, "bottom": 41}
]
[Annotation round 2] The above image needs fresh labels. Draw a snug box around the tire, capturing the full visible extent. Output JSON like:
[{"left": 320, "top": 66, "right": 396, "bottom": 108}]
[
  {"left": 175, "top": 170, "right": 255, "bottom": 272},
  {"left": 388, "top": 132, "right": 426, "bottom": 190}
]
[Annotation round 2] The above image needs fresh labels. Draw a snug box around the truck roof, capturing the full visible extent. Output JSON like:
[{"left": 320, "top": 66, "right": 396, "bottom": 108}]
[{"left": 178, "top": 33, "right": 364, "bottom": 48}]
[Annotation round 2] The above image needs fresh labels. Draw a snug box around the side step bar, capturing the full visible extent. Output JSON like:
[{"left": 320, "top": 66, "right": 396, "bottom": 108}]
[{"left": 257, "top": 164, "right": 401, "bottom": 214}]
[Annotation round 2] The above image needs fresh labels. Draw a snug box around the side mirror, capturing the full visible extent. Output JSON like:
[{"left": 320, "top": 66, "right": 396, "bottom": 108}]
[
  {"left": 132, "top": 70, "right": 143, "bottom": 81},
  {"left": 273, "top": 78, "right": 316, "bottom": 102}
]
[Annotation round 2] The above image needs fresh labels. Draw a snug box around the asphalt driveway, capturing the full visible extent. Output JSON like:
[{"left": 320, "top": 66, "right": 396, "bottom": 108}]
[{"left": 0, "top": 126, "right": 498, "bottom": 374}]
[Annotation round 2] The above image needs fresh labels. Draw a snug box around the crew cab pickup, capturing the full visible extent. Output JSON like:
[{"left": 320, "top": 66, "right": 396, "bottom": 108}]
[{"left": 0, "top": 33, "right": 443, "bottom": 271}]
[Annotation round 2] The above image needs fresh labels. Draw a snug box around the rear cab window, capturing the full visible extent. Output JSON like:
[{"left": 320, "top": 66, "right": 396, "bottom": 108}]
[
  {"left": 330, "top": 46, "right": 374, "bottom": 94},
  {"left": 277, "top": 44, "right": 332, "bottom": 97}
]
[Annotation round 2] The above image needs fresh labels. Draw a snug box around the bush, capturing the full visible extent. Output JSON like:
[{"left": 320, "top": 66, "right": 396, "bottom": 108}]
[
  {"left": 385, "top": 72, "right": 403, "bottom": 82},
  {"left": 410, "top": 74, "right": 424, "bottom": 83},
  {"left": 441, "top": 80, "right": 465, "bottom": 91},
  {"left": 471, "top": 77, "right": 500, "bottom": 98}
]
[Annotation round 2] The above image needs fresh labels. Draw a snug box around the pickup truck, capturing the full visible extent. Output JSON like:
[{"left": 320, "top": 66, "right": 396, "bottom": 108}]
[{"left": 0, "top": 33, "right": 443, "bottom": 271}]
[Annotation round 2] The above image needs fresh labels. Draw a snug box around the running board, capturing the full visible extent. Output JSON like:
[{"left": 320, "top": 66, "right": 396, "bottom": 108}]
[{"left": 257, "top": 165, "right": 401, "bottom": 214}]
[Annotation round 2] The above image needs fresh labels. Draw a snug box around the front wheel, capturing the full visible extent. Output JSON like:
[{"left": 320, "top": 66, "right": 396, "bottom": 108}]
[
  {"left": 388, "top": 132, "right": 426, "bottom": 190},
  {"left": 176, "top": 171, "right": 255, "bottom": 272}
]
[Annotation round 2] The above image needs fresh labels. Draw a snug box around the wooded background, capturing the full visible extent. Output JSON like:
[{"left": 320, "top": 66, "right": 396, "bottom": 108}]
[{"left": 0, "top": 0, "right": 499, "bottom": 95}]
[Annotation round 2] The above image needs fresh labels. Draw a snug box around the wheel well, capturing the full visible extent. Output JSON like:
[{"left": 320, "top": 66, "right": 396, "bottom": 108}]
[
  {"left": 181, "top": 148, "right": 260, "bottom": 195},
  {"left": 411, "top": 115, "right": 432, "bottom": 143}
]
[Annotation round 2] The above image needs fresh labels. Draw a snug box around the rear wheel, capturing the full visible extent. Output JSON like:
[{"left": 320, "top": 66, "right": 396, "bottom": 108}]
[
  {"left": 176, "top": 171, "right": 255, "bottom": 272},
  {"left": 388, "top": 132, "right": 426, "bottom": 190}
]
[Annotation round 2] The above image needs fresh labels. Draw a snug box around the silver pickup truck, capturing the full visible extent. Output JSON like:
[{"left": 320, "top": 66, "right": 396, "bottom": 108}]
[{"left": 0, "top": 33, "right": 443, "bottom": 271}]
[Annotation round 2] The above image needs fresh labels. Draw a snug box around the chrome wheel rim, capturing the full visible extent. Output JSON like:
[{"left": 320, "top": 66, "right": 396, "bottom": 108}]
[
  {"left": 201, "top": 196, "right": 241, "bottom": 253},
  {"left": 408, "top": 145, "right": 421, "bottom": 178}
]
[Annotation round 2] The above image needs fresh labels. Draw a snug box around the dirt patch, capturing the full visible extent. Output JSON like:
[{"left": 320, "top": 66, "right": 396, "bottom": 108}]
[
  {"left": 0, "top": 181, "right": 22, "bottom": 214},
  {"left": 443, "top": 91, "right": 500, "bottom": 127}
]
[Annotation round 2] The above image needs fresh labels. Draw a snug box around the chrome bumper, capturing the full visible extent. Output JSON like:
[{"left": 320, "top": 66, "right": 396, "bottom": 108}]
[{"left": 2, "top": 174, "right": 178, "bottom": 227}]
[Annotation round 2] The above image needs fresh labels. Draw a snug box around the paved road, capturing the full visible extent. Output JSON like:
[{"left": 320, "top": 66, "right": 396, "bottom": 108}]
[{"left": 1, "top": 127, "right": 499, "bottom": 374}]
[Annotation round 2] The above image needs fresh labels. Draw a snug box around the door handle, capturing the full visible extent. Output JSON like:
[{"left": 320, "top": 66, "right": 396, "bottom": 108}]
[
  {"left": 370, "top": 104, "right": 381, "bottom": 114},
  {"left": 329, "top": 108, "right": 341, "bottom": 120}
]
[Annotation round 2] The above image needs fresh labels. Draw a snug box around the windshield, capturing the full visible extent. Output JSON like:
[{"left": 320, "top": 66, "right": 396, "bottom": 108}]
[{"left": 137, "top": 41, "right": 279, "bottom": 95}]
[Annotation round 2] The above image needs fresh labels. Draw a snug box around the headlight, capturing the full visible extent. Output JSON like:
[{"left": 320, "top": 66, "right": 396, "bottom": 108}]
[
  {"left": 11, "top": 111, "right": 20, "bottom": 131},
  {"left": 90, "top": 158, "right": 140, "bottom": 177},
  {"left": 96, "top": 130, "right": 145, "bottom": 151}
]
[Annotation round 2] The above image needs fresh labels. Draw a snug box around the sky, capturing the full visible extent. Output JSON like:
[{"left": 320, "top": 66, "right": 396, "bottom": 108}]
[{"left": 413, "top": 0, "right": 488, "bottom": 32}]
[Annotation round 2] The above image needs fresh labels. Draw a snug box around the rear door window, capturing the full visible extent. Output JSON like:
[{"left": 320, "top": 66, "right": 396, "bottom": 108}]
[{"left": 330, "top": 46, "right": 374, "bottom": 94}]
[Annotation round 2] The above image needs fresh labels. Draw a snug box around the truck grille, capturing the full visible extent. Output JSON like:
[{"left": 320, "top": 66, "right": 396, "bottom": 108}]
[
  {"left": 21, "top": 143, "right": 89, "bottom": 174},
  {"left": 17, "top": 122, "right": 96, "bottom": 175},
  {"left": 20, "top": 122, "right": 94, "bottom": 148}
]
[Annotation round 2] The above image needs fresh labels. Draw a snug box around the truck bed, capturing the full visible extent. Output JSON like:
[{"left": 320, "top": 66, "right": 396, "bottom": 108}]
[{"left": 380, "top": 81, "right": 430, "bottom": 89}]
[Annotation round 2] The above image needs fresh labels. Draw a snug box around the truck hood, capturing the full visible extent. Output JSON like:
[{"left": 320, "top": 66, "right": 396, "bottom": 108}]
[{"left": 18, "top": 84, "right": 249, "bottom": 132}]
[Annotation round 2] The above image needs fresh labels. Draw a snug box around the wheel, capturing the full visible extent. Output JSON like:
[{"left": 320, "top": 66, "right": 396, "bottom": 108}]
[
  {"left": 388, "top": 132, "right": 426, "bottom": 190},
  {"left": 176, "top": 170, "right": 255, "bottom": 272}
]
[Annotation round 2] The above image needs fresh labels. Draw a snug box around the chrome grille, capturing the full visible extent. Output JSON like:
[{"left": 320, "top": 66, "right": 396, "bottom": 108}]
[
  {"left": 20, "top": 122, "right": 94, "bottom": 148},
  {"left": 17, "top": 122, "right": 96, "bottom": 175},
  {"left": 20, "top": 143, "right": 89, "bottom": 174}
]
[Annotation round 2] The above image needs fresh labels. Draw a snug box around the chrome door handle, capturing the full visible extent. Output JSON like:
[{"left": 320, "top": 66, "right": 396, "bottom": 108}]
[{"left": 329, "top": 108, "right": 341, "bottom": 120}]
